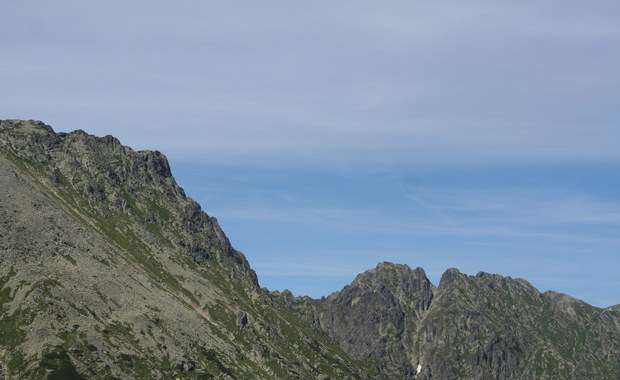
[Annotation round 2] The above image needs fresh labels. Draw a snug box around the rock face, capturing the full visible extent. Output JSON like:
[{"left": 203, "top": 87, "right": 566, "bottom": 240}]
[
  {"left": 0, "top": 120, "right": 366, "bottom": 379},
  {"left": 279, "top": 264, "right": 620, "bottom": 379},
  {"left": 417, "top": 270, "right": 620, "bottom": 379},
  {"left": 279, "top": 262, "right": 435, "bottom": 378},
  {"left": 1, "top": 120, "right": 619, "bottom": 379}
]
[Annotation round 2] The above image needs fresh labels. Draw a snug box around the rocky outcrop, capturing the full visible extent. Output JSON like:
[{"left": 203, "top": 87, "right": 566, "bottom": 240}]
[
  {"left": 417, "top": 270, "right": 620, "bottom": 379},
  {"left": 0, "top": 119, "right": 257, "bottom": 286},
  {"left": 280, "top": 266, "right": 620, "bottom": 379},
  {"left": 278, "top": 262, "right": 435, "bottom": 377}
]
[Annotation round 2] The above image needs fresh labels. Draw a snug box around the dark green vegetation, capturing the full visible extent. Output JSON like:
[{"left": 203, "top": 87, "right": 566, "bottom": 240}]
[{"left": 0, "top": 120, "right": 618, "bottom": 379}]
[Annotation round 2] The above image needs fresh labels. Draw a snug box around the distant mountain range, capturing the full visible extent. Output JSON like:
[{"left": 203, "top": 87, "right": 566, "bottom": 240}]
[{"left": 1, "top": 120, "right": 618, "bottom": 379}]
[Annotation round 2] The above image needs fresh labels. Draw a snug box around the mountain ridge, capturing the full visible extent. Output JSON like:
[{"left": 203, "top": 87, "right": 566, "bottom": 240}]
[
  {"left": 1, "top": 120, "right": 619, "bottom": 379},
  {"left": 278, "top": 261, "right": 620, "bottom": 379}
]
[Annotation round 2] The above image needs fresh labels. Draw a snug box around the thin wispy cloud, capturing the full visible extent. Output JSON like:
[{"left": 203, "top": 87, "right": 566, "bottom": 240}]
[{"left": 3, "top": 1, "right": 619, "bottom": 167}]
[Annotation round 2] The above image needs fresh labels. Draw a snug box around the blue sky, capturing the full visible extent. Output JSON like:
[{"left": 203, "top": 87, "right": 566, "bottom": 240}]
[{"left": 2, "top": 1, "right": 619, "bottom": 307}]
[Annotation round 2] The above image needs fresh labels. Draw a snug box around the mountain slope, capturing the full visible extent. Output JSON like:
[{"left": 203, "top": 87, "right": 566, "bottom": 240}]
[
  {"left": 1, "top": 120, "right": 618, "bottom": 379},
  {"left": 279, "top": 263, "right": 620, "bottom": 379},
  {"left": 0, "top": 120, "right": 368, "bottom": 379}
]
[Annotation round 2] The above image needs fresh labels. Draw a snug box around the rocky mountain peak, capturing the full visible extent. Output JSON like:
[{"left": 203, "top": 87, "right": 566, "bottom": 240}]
[
  {"left": 279, "top": 262, "right": 436, "bottom": 377},
  {"left": 1, "top": 120, "right": 256, "bottom": 279},
  {"left": 438, "top": 267, "right": 463, "bottom": 288},
  {"left": 350, "top": 262, "right": 431, "bottom": 294},
  {"left": 2, "top": 120, "right": 174, "bottom": 186}
]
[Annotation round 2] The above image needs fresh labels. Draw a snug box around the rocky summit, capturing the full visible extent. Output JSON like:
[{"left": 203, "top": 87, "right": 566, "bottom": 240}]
[
  {"left": 280, "top": 263, "right": 620, "bottom": 379},
  {"left": 1, "top": 120, "right": 619, "bottom": 379}
]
